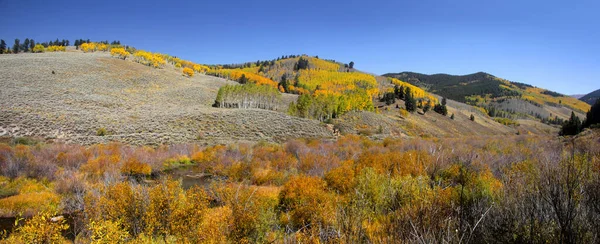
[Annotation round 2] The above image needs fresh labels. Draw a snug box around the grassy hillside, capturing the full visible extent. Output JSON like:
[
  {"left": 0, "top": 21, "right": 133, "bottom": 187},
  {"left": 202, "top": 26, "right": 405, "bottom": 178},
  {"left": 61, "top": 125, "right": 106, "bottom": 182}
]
[
  {"left": 383, "top": 72, "right": 590, "bottom": 122},
  {"left": 580, "top": 88, "right": 600, "bottom": 105},
  {"left": 0, "top": 51, "right": 332, "bottom": 145},
  {"left": 0, "top": 46, "right": 558, "bottom": 146}
]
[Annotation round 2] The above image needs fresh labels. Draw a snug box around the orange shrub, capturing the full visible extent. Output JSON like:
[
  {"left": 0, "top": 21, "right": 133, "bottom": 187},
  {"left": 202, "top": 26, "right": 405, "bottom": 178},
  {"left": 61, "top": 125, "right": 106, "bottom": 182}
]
[
  {"left": 279, "top": 175, "right": 336, "bottom": 228},
  {"left": 120, "top": 157, "right": 152, "bottom": 176},
  {"left": 183, "top": 67, "right": 194, "bottom": 77}
]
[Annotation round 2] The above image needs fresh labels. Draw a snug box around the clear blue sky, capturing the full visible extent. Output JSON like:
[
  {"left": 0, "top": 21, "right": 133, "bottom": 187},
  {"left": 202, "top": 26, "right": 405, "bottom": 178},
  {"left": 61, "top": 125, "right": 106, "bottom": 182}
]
[{"left": 1, "top": 0, "right": 598, "bottom": 94}]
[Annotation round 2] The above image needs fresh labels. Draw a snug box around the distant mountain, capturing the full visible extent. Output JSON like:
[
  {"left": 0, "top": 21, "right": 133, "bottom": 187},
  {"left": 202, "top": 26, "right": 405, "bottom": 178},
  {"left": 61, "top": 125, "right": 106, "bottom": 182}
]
[
  {"left": 580, "top": 89, "right": 600, "bottom": 105},
  {"left": 571, "top": 94, "right": 585, "bottom": 99},
  {"left": 383, "top": 71, "right": 590, "bottom": 122}
]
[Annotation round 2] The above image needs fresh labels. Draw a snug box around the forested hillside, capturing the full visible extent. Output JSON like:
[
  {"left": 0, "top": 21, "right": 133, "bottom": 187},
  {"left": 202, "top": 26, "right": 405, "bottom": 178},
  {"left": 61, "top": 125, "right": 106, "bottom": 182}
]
[
  {"left": 580, "top": 88, "right": 600, "bottom": 105},
  {"left": 207, "top": 55, "right": 438, "bottom": 122},
  {"left": 383, "top": 71, "right": 590, "bottom": 124}
]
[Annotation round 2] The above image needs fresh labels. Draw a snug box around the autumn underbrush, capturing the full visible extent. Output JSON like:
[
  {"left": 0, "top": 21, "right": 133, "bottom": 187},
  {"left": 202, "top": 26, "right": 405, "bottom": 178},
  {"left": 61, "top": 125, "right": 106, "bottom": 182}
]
[{"left": 1, "top": 132, "right": 600, "bottom": 243}]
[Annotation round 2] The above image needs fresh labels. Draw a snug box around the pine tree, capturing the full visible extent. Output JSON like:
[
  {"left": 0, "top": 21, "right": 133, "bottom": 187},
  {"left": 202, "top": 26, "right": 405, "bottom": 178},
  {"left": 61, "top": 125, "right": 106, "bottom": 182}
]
[
  {"left": 13, "top": 39, "right": 20, "bottom": 53},
  {"left": 0, "top": 39, "right": 6, "bottom": 54},
  {"left": 560, "top": 111, "right": 582, "bottom": 136},
  {"left": 442, "top": 97, "right": 447, "bottom": 106},
  {"left": 423, "top": 102, "right": 431, "bottom": 113},
  {"left": 239, "top": 74, "right": 248, "bottom": 84},
  {"left": 470, "top": 114, "right": 475, "bottom": 121},
  {"left": 583, "top": 98, "right": 600, "bottom": 129},
  {"left": 279, "top": 74, "right": 289, "bottom": 92},
  {"left": 405, "top": 87, "right": 416, "bottom": 112},
  {"left": 294, "top": 57, "right": 309, "bottom": 71},
  {"left": 23, "top": 38, "right": 30, "bottom": 52},
  {"left": 349, "top": 61, "right": 354, "bottom": 69},
  {"left": 451, "top": 113, "right": 455, "bottom": 120},
  {"left": 29, "top": 39, "right": 35, "bottom": 51}
]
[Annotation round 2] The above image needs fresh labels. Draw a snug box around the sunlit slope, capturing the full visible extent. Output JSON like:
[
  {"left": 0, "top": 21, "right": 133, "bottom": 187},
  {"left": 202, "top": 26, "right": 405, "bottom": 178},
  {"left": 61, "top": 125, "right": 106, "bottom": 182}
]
[
  {"left": 383, "top": 72, "right": 590, "bottom": 122},
  {"left": 0, "top": 51, "right": 332, "bottom": 145}
]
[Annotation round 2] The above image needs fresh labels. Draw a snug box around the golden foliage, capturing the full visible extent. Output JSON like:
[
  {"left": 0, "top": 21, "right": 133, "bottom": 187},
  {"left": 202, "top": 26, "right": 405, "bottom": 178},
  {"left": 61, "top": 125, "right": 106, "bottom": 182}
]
[
  {"left": 110, "top": 47, "right": 130, "bottom": 60},
  {"left": 46, "top": 45, "right": 66, "bottom": 52},
  {"left": 390, "top": 77, "right": 438, "bottom": 104},
  {"left": 133, "top": 50, "right": 166, "bottom": 68},
  {"left": 88, "top": 219, "right": 130, "bottom": 243},
  {"left": 208, "top": 69, "right": 279, "bottom": 88},
  {"left": 279, "top": 175, "right": 336, "bottom": 228},
  {"left": 1, "top": 211, "right": 69, "bottom": 243},
  {"left": 297, "top": 69, "right": 379, "bottom": 98},
  {"left": 0, "top": 178, "right": 60, "bottom": 217},
  {"left": 121, "top": 157, "right": 152, "bottom": 176},
  {"left": 80, "top": 42, "right": 96, "bottom": 52},
  {"left": 32, "top": 44, "right": 45, "bottom": 53},
  {"left": 182, "top": 67, "right": 194, "bottom": 77}
]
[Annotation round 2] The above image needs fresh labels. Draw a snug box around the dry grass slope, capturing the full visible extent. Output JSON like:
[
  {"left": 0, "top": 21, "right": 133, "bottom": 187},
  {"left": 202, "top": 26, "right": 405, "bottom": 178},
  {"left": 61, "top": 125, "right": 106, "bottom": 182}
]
[{"left": 0, "top": 52, "right": 332, "bottom": 145}]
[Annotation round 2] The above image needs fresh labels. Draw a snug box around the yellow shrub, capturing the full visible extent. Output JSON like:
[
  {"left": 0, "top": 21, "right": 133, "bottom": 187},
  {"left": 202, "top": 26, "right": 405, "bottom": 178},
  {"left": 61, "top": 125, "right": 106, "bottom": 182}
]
[
  {"left": 1, "top": 211, "right": 69, "bottom": 243},
  {"left": 183, "top": 67, "right": 194, "bottom": 77},
  {"left": 133, "top": 50, "right": 166, "bottom": 68},
  {"left": 110, "top": 47, "right": 130, "bottom": 60},
  {"left": 32, "top": 44, "right": 45, "bottom": 53},
  {"left": 80, "top": 42, "right": 96, "bottom": 52},
  {"left": 0, "top": 178, "right": 60, "bottom": 217},
  {"left": 0, "top": 191, "right": 60, "bottom": 217},
  {"left": 88, "top": 219, "right": 130, "bottom": 243},
  {"left": 193, "top": 64, "right": 210, "bottom": 73},
  {"left": 121, "top": 157, "right": 152, "bottom": 176},
  {"left": 46, "top": 45, "right": 66, "bottom": 52},
  {"left": 97, "top": 43, "right": 108, "bottom": 51}
]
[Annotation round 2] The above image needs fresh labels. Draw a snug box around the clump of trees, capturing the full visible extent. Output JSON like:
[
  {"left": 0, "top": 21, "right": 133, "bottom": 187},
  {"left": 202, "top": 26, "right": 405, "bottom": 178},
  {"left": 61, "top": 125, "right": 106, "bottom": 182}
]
[
  {"left": 288, "top": 90, "right": 374, "bottom": 122},
  {"left": 433, "top": 97, "right": 449, "bottom": 116},
  {"left": 110, "top": 47, "right": 130, "bottom": 60},
  {"left": 214, "top": 83, "right": 281, "bottom": 110},
  {"left": 561, "top": 98, "right": 600, "bottom": 136}
]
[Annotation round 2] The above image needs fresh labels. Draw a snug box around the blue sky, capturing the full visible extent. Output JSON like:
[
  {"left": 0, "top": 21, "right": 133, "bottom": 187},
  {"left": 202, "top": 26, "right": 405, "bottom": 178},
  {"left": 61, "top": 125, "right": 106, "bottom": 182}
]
[{"left": 1, "top": 0, "right": 598, "bottom": 94}]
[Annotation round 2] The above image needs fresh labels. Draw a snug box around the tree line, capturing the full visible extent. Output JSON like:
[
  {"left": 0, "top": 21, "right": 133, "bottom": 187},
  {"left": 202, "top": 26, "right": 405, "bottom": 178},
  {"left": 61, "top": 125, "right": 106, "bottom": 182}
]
[
  {"left": 0, "top": 38, "right": 69, "bottom": 54},
  {"left": 0, "top": 38, "right": 124, "bottom": 54}
]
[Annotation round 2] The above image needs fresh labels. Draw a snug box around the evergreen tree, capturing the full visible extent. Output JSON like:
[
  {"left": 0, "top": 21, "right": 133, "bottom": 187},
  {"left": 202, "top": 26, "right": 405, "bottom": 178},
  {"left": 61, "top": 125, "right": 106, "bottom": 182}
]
[
  {"left": 349, "top": 61, "right": 354, "bottom": 69},
  {"left": 0, "top": 39, "right": 6, "bottom": 54},
  {"left": 423, "top": 102, "right": 431, "bottom": 113},
  {"left": 13, "top": 39, "right": 20, "bottom": 53},
  {"left": 433, "top": 103, "right": 448, "bottom": 116},
  {"left": 294, "top": 57, "right": 309, "bottom": 71},
  {"left": 451, "top": 113, "right": 455, "bottom": 120},
  {"left": 381, "top": 92, "right": 395, "bottom": 105},
  {"left": 405, "top": 87, "right": 416, "bottom": 112},
  {"left": 560, "top": 111, "right": 582, "bottom": 136},
  {"left": 442, "top": 97, "right": 447, "bottom": 106},
  {"left": 23, "top": 38, "right": 30, "bottom": 52},
  {"left": 279, "top": 74, "right": 289, "bottom": 92},
  {"left": 470, "top": 114, "right": 475, "bottom": 121},
  {"left": 239, "top": 74, "right": 248, "bottom": 84},
  {"left": 394, "top": 85, "right": 404, "bottom": 100},
  {"left": 29, "top": 39, "right": 35, "bottom": 51},
  {"left": 583, "top": 98, "right": 600, "bottom": 128}
]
